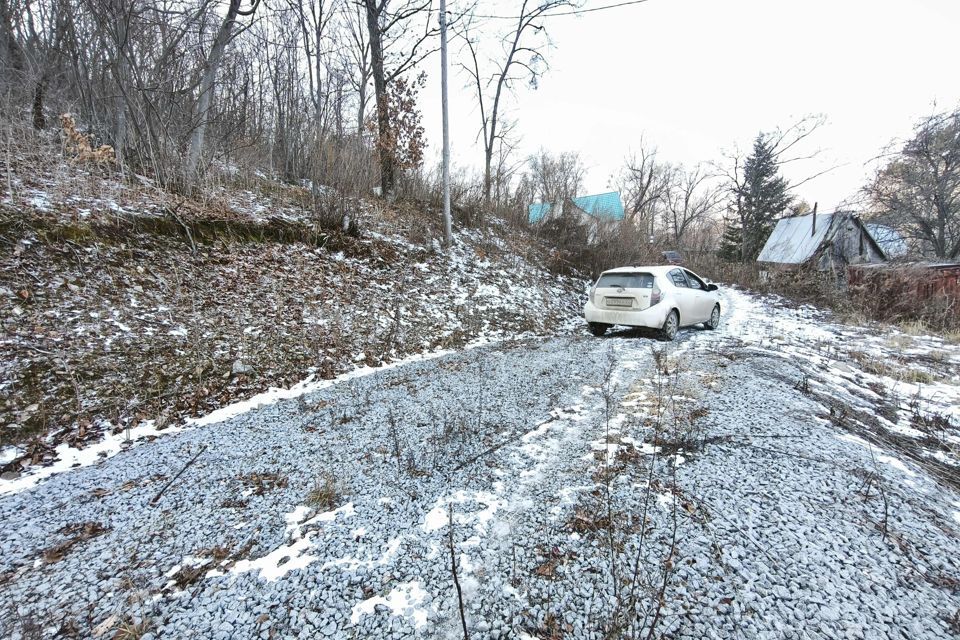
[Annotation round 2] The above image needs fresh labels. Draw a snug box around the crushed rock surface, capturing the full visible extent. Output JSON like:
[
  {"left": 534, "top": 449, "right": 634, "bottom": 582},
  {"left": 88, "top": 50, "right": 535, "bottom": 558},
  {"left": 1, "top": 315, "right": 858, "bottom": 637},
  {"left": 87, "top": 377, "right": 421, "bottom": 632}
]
[{"left": 1, "top": 289, "right": 958, "bottom": 639}]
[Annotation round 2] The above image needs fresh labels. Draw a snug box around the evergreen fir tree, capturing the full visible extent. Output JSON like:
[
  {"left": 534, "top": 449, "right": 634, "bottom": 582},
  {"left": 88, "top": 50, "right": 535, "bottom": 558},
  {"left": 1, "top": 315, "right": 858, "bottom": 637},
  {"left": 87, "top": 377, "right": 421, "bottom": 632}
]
[
  {"left": 741, "top": 134, "right": 792, "bottom": 260},
  {"left": 723, "top": 134, "right": 793, "bottom": 262},
  {"left": 719, "top": 213, "right": 743, "bottom": 261}
]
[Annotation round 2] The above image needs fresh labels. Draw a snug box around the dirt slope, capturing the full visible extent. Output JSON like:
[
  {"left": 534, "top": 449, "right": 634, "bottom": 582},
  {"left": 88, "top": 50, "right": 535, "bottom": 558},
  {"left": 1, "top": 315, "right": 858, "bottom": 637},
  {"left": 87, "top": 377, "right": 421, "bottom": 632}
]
[{"left": 1, "top": 176, "right": 583, "bottom": 474}]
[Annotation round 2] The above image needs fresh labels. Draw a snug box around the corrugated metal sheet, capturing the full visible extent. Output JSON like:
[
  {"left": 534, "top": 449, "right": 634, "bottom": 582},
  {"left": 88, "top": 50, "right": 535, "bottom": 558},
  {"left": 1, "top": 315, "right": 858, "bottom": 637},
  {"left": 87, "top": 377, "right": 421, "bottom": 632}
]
[
  {"left": 866, "top": 224, "right": 908, "bottom": 258},
  {"left": 528, "top": 202, "right": 552, "bottom": 223},
  {"left": 757, "top": 213, "right": 838, "bottom": 264},
  {"left": 572, "top": 192, "right": 625, "bottom": 219},
  {"left": 528, "top": 192, "right": 625, "bottom": 224}
]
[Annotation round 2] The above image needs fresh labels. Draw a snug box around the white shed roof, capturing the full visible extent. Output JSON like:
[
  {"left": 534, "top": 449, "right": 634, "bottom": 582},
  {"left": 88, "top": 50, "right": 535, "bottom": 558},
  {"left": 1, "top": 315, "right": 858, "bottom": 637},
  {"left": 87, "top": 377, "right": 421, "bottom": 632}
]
[{"left": 757, "top": 212, "right": 838, "bottom": 264}]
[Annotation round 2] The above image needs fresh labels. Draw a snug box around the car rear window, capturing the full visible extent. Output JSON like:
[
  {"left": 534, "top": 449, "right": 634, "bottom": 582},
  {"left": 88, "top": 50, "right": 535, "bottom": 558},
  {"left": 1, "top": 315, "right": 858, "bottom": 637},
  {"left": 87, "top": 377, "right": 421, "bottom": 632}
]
[{"left": 596, "top": 272, "right": 654, "bottom": 289}]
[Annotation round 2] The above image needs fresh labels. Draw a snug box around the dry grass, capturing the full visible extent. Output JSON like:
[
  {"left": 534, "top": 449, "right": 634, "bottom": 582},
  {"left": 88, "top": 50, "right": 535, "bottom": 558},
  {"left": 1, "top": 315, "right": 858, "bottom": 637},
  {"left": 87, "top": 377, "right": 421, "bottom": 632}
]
[
  {"left": 847, "top": 351, "right": 941, "bottom": 385},
  {"left": 306, "top": 474, "right": 341, "bottom": 511},
  {"left": 883, "top": 334, "right": 915, "bottom": 350},
  {"left": 112, "top": 619, "right": 150, "bottom": 640},
  {"left": 898, "top": 320, "right": 931, "bottom": 336}
]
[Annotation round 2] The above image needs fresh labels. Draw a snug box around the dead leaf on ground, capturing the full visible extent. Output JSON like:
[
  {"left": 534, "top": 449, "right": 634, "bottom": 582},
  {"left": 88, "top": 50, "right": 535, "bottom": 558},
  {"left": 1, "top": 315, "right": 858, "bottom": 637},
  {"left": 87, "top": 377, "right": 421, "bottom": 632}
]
[
  {"left": 534, "top": 558, "right": 559, "bottom": 578},
  {"left": 91, "top": 615, "right": 117, "bottom": 638},
  {"left": 43, "top": 521, "right": 110, "bottom": 563}
]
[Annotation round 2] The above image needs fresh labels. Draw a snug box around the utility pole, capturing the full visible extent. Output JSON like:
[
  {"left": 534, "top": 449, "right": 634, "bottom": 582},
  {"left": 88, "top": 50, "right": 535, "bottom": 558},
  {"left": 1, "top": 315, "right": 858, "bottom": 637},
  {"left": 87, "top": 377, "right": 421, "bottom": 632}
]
[{"left": 439, "top": 0, "right": 453, "bottom": 248}]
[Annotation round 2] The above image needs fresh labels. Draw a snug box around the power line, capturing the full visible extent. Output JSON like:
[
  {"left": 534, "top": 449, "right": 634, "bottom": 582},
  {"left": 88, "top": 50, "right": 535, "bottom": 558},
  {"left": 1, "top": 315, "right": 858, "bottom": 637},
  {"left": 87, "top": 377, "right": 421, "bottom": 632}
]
[{"left": 470, "top": 0, "right": 653, "bottom": 20}]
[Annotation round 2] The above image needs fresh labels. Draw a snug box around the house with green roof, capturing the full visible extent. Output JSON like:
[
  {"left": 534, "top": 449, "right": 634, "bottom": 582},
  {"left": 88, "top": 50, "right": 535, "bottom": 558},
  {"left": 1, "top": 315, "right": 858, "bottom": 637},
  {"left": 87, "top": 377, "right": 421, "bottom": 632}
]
[
  {"left": 527, "top": 191, "right": 624, "bottom": 237},
  {"left": 528, "top": 191, "right": 625, "bottom": 225}
]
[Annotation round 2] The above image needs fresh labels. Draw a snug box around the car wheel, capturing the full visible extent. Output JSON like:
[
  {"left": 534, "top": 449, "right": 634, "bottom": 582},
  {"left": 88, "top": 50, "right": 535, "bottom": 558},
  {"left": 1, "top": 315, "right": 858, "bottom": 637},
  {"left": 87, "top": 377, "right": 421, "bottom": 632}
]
[
  {"left": 588, "top": 322, "right": 609, "bottom": 337},
  {"left": 660, "top": 310, "right": 679, "bottom": 341},
  {"left": 705, "top": 304, "right": 721, "bottom": 330}
]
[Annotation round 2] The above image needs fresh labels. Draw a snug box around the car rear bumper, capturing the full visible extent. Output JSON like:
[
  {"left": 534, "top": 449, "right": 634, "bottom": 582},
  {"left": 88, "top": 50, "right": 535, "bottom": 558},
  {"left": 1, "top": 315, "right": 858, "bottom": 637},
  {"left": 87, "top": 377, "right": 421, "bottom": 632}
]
[{"left": 583, "top": 301, "right": 671, "bottom": 329}]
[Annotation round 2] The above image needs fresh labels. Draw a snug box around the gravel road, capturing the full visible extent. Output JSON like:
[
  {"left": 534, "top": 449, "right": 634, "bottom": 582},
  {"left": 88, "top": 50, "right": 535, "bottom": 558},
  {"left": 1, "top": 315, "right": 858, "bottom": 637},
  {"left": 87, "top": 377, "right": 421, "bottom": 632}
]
[{"left": 1, "top": 289, "right": 958, "bottom": 639}]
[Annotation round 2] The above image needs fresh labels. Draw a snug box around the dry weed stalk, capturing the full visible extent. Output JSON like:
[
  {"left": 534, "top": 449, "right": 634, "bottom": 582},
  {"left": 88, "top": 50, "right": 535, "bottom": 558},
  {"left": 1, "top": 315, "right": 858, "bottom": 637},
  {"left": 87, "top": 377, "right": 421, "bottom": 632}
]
[
  {"left": 306, "top": 473, "right": 341, "bottom": 511},
  {"left": 604, "top": 344, "right": 684, "bottom": 639},
  {"left": 599, "top": 349, "right": 621, "bottom": 601}
]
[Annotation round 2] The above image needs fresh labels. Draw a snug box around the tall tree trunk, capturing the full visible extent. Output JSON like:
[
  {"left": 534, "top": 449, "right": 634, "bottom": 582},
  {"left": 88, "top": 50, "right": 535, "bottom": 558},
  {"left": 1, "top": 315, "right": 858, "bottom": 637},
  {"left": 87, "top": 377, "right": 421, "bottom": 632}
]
[
  {"left": 737, "top": 194, "right": 747, "bottom": 262},
  {"left": 185, "top": 0, "right": 245, "bottom": 185},
  {"left": 110, "top": 0, "right": 129, "bottom": 166},
  {"left": 356, "top": 86, "right": 366, "bottom": 137},
  {"left": 0, "top": 0, "right": 25, "bottom": 91},
  {"left": 483, "top": 149, "right": 493, "bottom": 209},
  {"left": 32, "top": 80, "right": 46, "bottom": 129},
  {"left": 364, "top": 0, "right": 393, "bottom": 200},
  {"left": 356, "top": 68, "right": 368, "bottom": 137}
]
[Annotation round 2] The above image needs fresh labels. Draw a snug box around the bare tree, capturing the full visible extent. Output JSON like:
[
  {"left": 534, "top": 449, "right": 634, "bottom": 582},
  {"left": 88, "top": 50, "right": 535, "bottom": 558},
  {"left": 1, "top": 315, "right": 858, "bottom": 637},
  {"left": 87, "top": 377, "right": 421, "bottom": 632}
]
[
  {"left": 0, "top": 0, "right": 419, "bottom": 214},
  {"left": 460, "top": 0, "right": 573, "bottom": 209},
  {"left": 865, "top": 107, "right": 960, "bottom": 259},
  {"left": 663, "top": 163, "right": 721, "bottom": 250},
  {"left": 527, "top": 148, "right": 585, "bottom": 211},
  {"left": 489, "top": 119, "right": 525, "bottom": 207},
  {"left": 0, "top": 0, "right": 25, "bottom": 95},
  {"left": 288, "top": 0, "right": 339, "bottom": 137},
  {"left": 614, "top": 143, "right": 672, "bottom": 243},
  {"left": 185, "top": 0, "right": 260, "bottom": 184},
  {"left": 343, "top": 2, "right": 372, "bottom": 136},
  {"left": 362, "top": 0, "right": 439, "bottom": 199}
]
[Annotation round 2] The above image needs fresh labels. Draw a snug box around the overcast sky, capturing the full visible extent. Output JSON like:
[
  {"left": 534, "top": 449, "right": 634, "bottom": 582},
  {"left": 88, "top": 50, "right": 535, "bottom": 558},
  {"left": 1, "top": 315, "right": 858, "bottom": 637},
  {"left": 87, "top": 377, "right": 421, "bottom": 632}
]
[{"left": 419, "top": 0, "right": 960, "bottom": 211}]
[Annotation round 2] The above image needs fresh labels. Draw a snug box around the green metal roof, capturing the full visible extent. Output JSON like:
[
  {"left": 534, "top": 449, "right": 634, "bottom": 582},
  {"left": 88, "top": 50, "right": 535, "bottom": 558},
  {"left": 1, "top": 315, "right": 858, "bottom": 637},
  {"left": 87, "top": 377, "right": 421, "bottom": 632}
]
[{"left": 528, "top": 191, "right": 625, "bottom": 223}]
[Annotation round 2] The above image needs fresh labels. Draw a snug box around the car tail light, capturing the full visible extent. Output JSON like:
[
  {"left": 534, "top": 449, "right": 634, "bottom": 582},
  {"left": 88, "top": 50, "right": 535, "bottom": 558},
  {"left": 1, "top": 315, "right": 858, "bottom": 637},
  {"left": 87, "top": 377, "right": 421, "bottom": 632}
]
[
  {"left": 589, "top": 284, "right": 596, "bottom": 304},
  {"left": 650, "top": 286, "right": 662, "bottom": 306}
]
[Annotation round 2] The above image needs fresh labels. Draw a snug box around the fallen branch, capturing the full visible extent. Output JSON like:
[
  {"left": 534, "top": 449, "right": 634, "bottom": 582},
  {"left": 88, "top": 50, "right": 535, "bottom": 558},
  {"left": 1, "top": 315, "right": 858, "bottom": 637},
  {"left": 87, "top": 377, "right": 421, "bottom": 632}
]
[
  {"left": 449, "top": 504, "right": 470, "bottom": 640},
  {"left": 151, "top": 445, "right": 207, "bottom": 506},
  {"left": 165, "top": 202, "right": 197, "bottom": 256}
]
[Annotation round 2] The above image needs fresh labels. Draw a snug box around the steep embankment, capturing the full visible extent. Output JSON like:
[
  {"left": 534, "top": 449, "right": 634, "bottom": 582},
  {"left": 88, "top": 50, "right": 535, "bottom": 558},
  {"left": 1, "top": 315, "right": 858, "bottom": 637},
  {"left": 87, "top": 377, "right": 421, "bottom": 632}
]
[{"left": 0, "top": 169, "right": 584, "bottom": 477}]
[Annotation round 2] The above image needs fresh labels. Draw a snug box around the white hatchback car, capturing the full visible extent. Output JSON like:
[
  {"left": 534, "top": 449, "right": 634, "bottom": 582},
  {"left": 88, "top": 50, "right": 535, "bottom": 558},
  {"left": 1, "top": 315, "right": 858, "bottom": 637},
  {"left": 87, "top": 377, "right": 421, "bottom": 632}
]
[{"left": 584, "top": 265, "right": 721, "bottom": 340}]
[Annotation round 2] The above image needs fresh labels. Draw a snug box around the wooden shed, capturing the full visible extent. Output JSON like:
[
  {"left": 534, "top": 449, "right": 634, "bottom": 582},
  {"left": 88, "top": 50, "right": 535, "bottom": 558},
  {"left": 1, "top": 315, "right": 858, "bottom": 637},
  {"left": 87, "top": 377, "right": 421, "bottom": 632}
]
[{"left": 757, "top": 211, "right": 887, "bottom": 272}]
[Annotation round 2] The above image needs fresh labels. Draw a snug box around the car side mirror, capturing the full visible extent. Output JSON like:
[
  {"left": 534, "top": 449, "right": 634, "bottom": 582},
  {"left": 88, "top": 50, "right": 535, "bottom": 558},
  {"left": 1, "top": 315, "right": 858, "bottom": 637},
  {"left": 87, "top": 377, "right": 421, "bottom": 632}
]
[{"left": 706, "top": 283, "right": 718, "bottom": 292}]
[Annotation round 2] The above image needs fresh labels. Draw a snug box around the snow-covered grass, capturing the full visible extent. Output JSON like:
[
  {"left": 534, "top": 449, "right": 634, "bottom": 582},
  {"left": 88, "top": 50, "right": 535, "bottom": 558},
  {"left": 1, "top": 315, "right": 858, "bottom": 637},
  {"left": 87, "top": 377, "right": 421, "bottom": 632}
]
[{"left": 719, "top": 286, "right": 960, "bottom": 479}]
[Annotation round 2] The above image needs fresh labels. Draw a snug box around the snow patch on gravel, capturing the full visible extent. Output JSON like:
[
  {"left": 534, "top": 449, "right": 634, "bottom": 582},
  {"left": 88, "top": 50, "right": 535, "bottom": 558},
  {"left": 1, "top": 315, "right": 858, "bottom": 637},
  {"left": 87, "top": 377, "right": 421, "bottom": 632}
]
[
  {"left": 0, "top": 420, "right": 183, "bottom": 496},
  {"left": 422, "top": 490, "right": 506, "bottom": 534},
  {"left": 350, "top": 581, "right": 431, "bottom": 628},
  {"left": 229, "top": 502, "right": 356, "bottom": 581},
  {"left": 230, "top": 534, "right": 318, "bottom": 582},
  {"left": 876, "top": 454, "right": 916, "bottom": 476}
]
